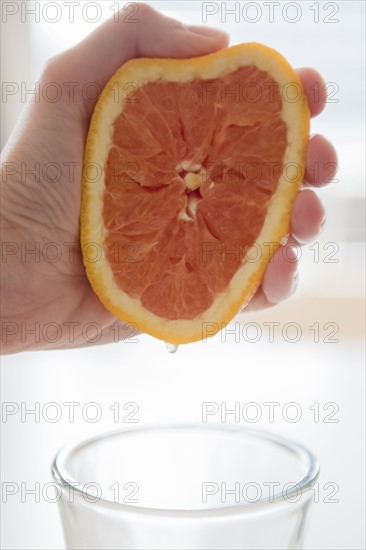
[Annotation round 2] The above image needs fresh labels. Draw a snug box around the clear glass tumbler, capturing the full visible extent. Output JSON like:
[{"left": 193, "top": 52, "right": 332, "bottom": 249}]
[{"left": 52, "top": 424, "right": 319, "bottom": 550}]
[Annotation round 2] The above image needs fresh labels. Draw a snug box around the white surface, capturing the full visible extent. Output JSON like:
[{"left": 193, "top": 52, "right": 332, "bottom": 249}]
[{"left": 1, "top": 334, "right": 365, "bottom": 549}]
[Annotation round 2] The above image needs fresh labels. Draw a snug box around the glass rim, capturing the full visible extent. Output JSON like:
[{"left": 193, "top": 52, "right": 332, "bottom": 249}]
[{"left": 51, "top": 423, "right": 320, "bottom": 518}]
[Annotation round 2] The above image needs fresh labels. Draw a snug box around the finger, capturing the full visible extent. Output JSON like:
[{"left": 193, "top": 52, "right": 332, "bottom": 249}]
[
  {"left": 241, "top": 286, "right": 274, "bottom": 312},
  {"left": 290, "top": 188, "right": 326, "bottom": 245},
  {"left": 59, "top": 3, "right": 229, "bottom": 94},
  {"left": 241, "top": 246, "right": 299, "bottom": 312},
  {"left": 304, "top": 134, "right": 338, "bottom": 186},
  {"left": 261, "top": 245, "right": 299, "bottom": 304},
  {"left": 296, "top": 67, "right": 327, "bottom": 118}
]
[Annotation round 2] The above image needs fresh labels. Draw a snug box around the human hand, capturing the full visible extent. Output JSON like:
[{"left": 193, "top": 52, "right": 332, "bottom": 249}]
[{"left": 0, "top": 4, "right": 337, "bottom": 353}]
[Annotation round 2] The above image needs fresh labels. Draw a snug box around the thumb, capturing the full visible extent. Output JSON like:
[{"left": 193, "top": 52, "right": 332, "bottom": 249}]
[{"left": 53, "top": 3, "right": 229, "bottom": 101}]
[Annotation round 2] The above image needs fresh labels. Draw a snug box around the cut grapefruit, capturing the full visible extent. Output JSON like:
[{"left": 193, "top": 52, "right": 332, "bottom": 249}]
[{"left": 81, "top": 43, "right": 310, "bottom": 344}]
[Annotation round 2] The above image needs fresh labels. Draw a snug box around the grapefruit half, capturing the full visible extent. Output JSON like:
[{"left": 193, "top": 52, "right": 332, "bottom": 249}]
[{"left": 81, "top": 43, "right": 310, "bottom": 344}]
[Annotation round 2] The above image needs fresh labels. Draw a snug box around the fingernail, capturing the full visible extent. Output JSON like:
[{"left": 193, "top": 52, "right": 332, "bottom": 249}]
[
  {"left": 186, "top": 24, "right": 229, "bottom": 39},
  {"left": 320, "top": 216, "right": 326, "bottom": 233},
  {"left": 291, "top": 271, "right": 299, "bottom": 295}
]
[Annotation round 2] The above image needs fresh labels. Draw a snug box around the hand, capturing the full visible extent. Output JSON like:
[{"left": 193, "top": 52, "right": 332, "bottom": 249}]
[
  {"left": 247, "top": 67, "right": 337, "bottom": 310},
  {"left": 0, "top": 3, "right": 337, "bottom": 353}
]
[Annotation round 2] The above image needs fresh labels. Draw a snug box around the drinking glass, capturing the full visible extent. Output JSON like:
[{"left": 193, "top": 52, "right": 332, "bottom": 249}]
[{"left": 52, "top": 424, "right": 319, "bottom": 549}]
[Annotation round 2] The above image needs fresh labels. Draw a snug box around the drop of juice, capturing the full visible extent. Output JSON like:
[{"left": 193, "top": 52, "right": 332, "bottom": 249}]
[{"left": 166, "top": 343, "right": 179, "bottom": 354}]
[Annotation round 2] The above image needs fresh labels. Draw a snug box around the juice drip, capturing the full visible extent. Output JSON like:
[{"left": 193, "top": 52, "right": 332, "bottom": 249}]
[{"left": 166, "top": 343, "right": 179, "bottom": 354}]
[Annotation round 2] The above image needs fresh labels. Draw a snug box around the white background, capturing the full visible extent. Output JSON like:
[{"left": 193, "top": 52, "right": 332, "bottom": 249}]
[{"left": 1, "top": 1, "right": 365, "bottom": 549}]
